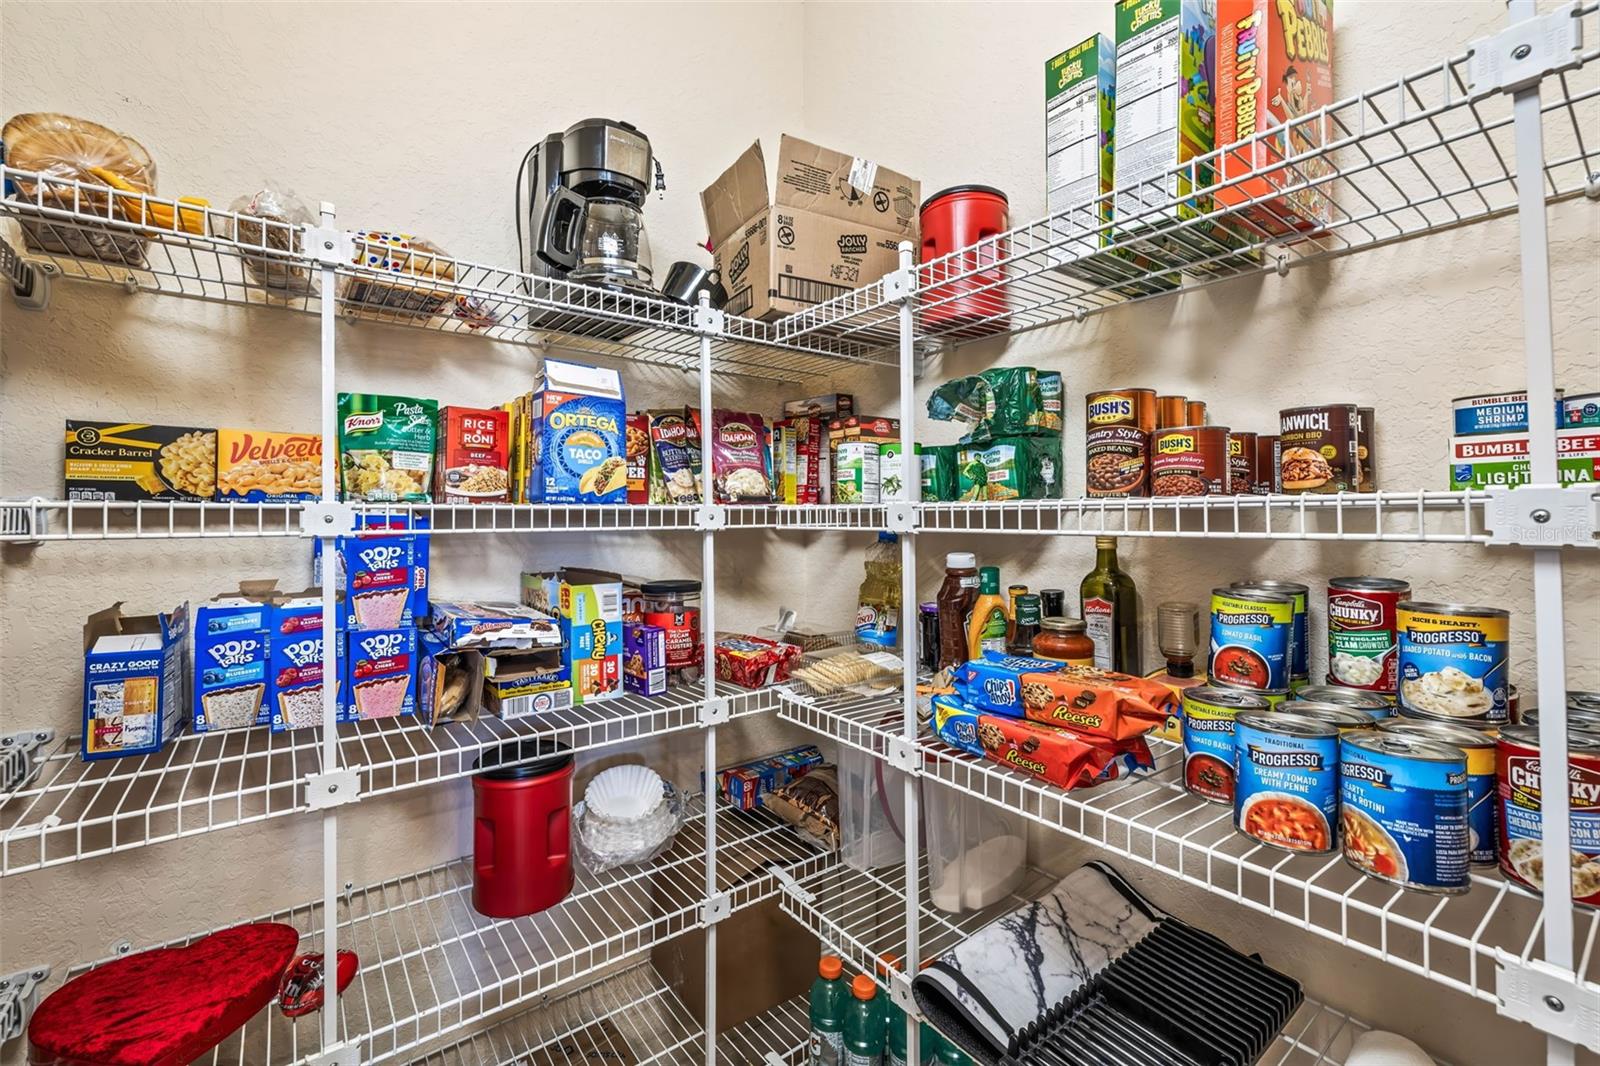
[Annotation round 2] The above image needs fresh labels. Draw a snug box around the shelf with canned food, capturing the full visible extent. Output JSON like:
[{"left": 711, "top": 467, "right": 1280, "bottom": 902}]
[
  {"left": 0, "top": 682, "right": 776, "bottom": 878},
  {"left": 40, "top": 796, "right": 830, "bottom": 1066},
  {"left": 773, "top": 2, "right": 1600, "bottom": 347}
]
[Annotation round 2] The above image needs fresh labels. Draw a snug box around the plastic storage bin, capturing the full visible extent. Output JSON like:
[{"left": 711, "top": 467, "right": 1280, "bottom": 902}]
[
  {"left": 926, "top": 782, "right": 1026, "bottom": 913},
  {"left": 839, "top": 745, "right": 916, "bottom": 871}
]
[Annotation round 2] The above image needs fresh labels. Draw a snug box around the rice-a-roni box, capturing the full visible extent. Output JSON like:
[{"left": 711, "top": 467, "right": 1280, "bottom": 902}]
[
  {"left": 82, "top": 602, "right": 189, "bottom": 760},
  {"left": 345, "top": 628, "right": 417, "bottom": 720},
  {"left": 193, "top": 580, "right": 278, "bottom": 733},
  {"left": 314, "top": 514, "right": 430, "bottom": 631},
  {"left": 269, "top": 589, "right": 350, "bottom": 731}
]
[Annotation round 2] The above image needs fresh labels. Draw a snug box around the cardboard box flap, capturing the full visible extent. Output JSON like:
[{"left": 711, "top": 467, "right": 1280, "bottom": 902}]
[
  {"left": 773, "top": 135, "right": 919, "bottom": 234},
  {"left": 701, "top": 140, "right": 769, "bottom": 247},
  {"left": 537, "top": 359, "right": 623, "bottom": 400},
  {"left": 84, "top": 601, "right": 184, "bottom": 651}
]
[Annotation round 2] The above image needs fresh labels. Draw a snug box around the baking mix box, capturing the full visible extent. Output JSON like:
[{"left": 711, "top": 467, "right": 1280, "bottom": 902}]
[
  {"left": 345, "top": 628, "right": 417, "bottom": 720},
  {"left": 1447, "top": 427, "right": 1600, "bottom": 490},
  {"left": 269, "top": 589, "right": 350, "bottom": 731},
  {"left": 529, "top": 360, "right": 627, "bottom": 505},
  {"left": 193, "top": 580, "right": 278, "bottom": 734},
  {"left": 313, "top": 515, "right": 430, "bottom": 631},
  {"left": 1045, "top": 33, "right": 1116, "bottom": 260},
  {"left": 522, "top": 568, "right": 623, "bottom": 703},
  {"left": 482, "top": 648, "right": 573, "bottom": 719},
  {"left": 82, "top": 602, "right": 189, "bottom": 760},
  {"left": 64, "top": 421, "right": 217, "bottom": 502},
  {"left": 214, "top": 429, "right": 323, "bottom": 502},
  {"left": 624, "top": 622, "right": 668, "bottom": 697}
]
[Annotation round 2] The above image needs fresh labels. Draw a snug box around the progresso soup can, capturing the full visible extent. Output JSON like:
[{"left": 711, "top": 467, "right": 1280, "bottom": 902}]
[
  {"left": 1290, "top": 702, "right": 1378, "bottom": 733},
  {"left": 1211, "top": 587, "right": 1294, "bottom": 692},
  {"left": 1294, "top": 686, "right": 1394, "bottom": 718},
  {"left": 1380, "top": 718, "right": 1497, "bottom": 864},
  {"left": 1396, "top": 602, "right": 1510, "bottom": 725},
  {"left": 1234, "top": 711, "right": 1340, "bottom": 854},
  {"left": 1234, "top": 580, "right": 1308, "bottom": 685},
  {"left": 1497, "top": 724, "right": 1600, "bottom": 908},
  {"left": 1181, "top": 686, "right": 1270, "bottom": 803},
  {"left": 1326, "top": 577, "right": 1409, "bottom": 695},
  {"left": 1340, "top": 731, "right": 1470, "bottom": 894}
]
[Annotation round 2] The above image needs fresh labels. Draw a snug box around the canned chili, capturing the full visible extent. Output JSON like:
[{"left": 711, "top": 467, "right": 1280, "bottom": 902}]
[
  {"left": 1152, "top": 425, "right": 1230, "bottom": 496},
  {"left": 1085, "top": 388, "right": 1156, "bottom": 498},
  {"left": 1340, "top": 731, "right": 1470, "bottom": 894},
  {"left": 1228, "top": 431, "right": 1257, "bottom": 495},
  {"left": 1379, "top": 717, "right": 1497, "bottom": 864},
  {"left": 1181, "top": 686, "right": 1269, "bottom": 803},
  {"left": 1326, "top": 576, "right": 1409, "bottom": 696},
  {"left": 1234, "top": 711, "right": 1340, "bottom": 854}
]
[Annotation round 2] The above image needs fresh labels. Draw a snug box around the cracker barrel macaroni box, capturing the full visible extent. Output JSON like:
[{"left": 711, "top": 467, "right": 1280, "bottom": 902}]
[
  {"left": 529, "top": 359, "right": 627, "bottom": 505},
  {"left": 194, "top": 581, "right": 277, "bottom": 734},
  {"left": 82, "top": 602, "right": 189, "bottom": 760},
  {"left": 345, "top": 628, "right": 417, "bottom": 720},
  {"left": 523, "top": 568, "right": 623, "bottom": 703},
  {"left": 64, "top": 421, "right": 217, "bottom": 502},
  {"left": 215, "top": 429, "right": 323, "bottom": 502},
  {"left": 269, "top": 589, "right": 351, "bottom": 731}
]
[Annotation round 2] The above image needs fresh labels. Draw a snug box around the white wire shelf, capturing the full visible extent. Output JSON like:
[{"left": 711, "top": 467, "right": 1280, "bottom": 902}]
[
  {"left": 0, "top": 178, "right": 894, "bottom": 383},
  {"left": 0, "top": 683, "right": 775, "bottom": 878},
  {"left": 56, "top": 797, "right": 832, "bottom": 1066},
  {"left": 773, "top": 2, "right": 1600, "bottom": 346},
  {"left": 775, "top": 688, "right": 1600, "bottom": 1010}
]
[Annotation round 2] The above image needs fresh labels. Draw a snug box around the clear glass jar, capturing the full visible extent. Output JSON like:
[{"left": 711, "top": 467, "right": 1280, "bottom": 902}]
[{"left": 641, "top": 579, "right": 701, "bottom": 682}]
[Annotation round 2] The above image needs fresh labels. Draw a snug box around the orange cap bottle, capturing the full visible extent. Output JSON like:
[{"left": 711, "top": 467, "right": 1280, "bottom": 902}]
[
  {"left": 852, "top": 974, "right": 877, "bottom": 1000},
  {"left": 819, "top": 955, "right": 843, "bottom": 980}
]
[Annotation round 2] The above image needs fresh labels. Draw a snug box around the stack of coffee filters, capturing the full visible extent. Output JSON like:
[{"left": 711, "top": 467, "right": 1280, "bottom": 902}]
[{"left": 573, "top": 764, "right": 686, "bottom": 873}]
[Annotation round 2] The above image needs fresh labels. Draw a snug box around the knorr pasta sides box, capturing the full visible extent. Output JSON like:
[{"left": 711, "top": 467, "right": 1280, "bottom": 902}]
[
  {"left": 529, "top": 360, "right": 627, "bottom": 505},
  {"left": 1215, "top": 0, "right": 1334, "bottom": 234},
  {"left": 215, "top": 429, "right": 323, "bottom": 502},
  {"left": 338, "top": 393, "right": 439, "bottom": 503},
  {"left": 1045, "top": 34, "right": 1116, "bottom": 261}
]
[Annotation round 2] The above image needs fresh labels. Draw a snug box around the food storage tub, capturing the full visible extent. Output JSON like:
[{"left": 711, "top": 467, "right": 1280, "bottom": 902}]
[
  {"left": 839, "top": 745, "right": 917, "bottom": 871},
  {"left": 925, "top": 782, "right": 1026, "bottom": 913}
]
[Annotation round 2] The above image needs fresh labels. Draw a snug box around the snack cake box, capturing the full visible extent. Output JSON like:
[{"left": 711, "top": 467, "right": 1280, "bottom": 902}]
[
  {"left": 193, "top": 580, "right": 278, "bottom": 734},
  {"left": 313, "top": 514, "right": 430, "bottom": 631},
  {"left": 522, "top": 568, "right": 623, "bottom": 703},
  {"left": 483, "top": 649, "right": 573, "bottom": 720},
  {"left": 345, "top": 628, "right": 417, "bottom": 720},
  {"left": 529, "top": 359, "right": 627, "bottom": 505},
  {"left": 269, "top": 589, "right": 351, "bottom": 732},
  {"left": 82, "top": 602, "right": 189, "bottom": 760}
]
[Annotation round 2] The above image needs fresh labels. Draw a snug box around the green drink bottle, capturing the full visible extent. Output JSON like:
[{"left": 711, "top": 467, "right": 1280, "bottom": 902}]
[
  {"left": 809, "top": 955, "right": 847, "bottom": 1066},
  {"left": 843, "top": 974, "right": 884, "bottom": 1066}
]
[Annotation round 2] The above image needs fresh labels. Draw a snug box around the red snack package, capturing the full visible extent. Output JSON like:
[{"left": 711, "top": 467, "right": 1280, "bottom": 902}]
[
  {"left": 714, "top": 634, "right": 801, "bottom": 689},
  {"left": 972, "top": 715, "right": 1153, "bottom": 789}
]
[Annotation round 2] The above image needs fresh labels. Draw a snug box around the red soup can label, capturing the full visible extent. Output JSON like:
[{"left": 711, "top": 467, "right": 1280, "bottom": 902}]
[
  {"left": 1496, "top": 725, "right": 1600, "bottom": 907},
  {"left": 1326, "top": 577, "right": 1409, "bottom": 694}
]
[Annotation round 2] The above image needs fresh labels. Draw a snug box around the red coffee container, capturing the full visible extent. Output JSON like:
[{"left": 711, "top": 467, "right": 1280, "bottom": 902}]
[
  {"left": 919, "top": 185, "right": 1010, "bottom": 335},
  {"left": 472, "top": 740, "right": 575, "bottom": 919}
]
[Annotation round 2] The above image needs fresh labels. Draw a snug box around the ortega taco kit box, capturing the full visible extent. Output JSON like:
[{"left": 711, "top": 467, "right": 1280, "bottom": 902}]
[{"left": 528, "top": 359, "right": 628, "bottom": 505}]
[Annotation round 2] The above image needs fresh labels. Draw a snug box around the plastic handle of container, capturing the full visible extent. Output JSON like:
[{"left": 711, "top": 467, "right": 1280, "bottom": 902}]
[
  {"left": 474, "top": 816, "right": 495, "bottom": 879},
  {"left": 548, "top": 805, "right": 570, "bottom": 866},
  {"left": 537, "top": 186, "right": 585, "bottom": 271}
]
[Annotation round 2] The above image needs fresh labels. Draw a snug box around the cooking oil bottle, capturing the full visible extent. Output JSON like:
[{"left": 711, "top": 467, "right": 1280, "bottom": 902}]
[{"left": 856, "top": 532, "right": 902, "bottom": 648}]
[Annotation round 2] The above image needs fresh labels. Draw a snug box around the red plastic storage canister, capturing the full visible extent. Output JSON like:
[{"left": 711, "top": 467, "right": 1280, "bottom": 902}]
[
  {"left": 472, "top": 740, "right": 575, "bottom": 919},
  {"left": 919, "top": 185, "right": 1010, "bottom": 334}
]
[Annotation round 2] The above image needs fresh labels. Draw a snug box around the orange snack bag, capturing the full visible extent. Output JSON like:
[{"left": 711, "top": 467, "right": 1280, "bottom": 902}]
[{"left": 1015, "top": 666, "right": 1176, "bottom": 741}]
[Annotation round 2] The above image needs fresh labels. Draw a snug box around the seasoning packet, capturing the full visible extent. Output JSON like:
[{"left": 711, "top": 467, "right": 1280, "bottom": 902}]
[
  {"left": 711, "top": 410, "right": 772, "bottom": 503},
  {"left": 648, "top": 408, "right": 703, "bottom": 503},
  {"left": 932, "top": 694, "right": 1154, "bottom": 789},
  {"left": 920, "top": 445, "right": 959, "bottom": 502},
  {"left": 955, "top": 653, "right": 1175, "bottom": 742}
]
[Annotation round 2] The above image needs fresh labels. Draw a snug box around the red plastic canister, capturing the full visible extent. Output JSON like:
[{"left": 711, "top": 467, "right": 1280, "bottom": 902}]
[
  {"left": 472, "top": 740, "right": 575, "bottom": 919},
  {"left": 919, "top": 185, "right": 1010, "bottom": 334}
]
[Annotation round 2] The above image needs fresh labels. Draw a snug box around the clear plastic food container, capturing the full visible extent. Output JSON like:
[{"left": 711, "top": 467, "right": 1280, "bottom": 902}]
[
  {"left": 925, "top": 782, "right": 1027, "bottom": 913},
  {"left": 839, "top": 745, "right": 917, "bottom": 871}
]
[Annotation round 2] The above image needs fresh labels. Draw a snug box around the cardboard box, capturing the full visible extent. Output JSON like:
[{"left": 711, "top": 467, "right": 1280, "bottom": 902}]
[
  {"left": 1447, "top": 427, "right": 1600, "bottom": 490},
  {"left": 709, "top": 744, "right": 824, "bottom": 810},
  {"left": 346, "top": 628, "right": 418, "bottom": 720},
  {"left": 624, "top": 622, "right": 668, "bottom": 697},
  {"left": 782, "top": 393, "right": 855, "bottom": 420},
  {"left": 427, "top": 600, "right": 563, "bottom": 651},
  {"left": 1045, "top": 34, "right": 1116, "bottom": 260},
  {"left": 435, "top": 406, "right": 510, "bottom": 503},
  {"left": 418, "top": 631, "right": 484, "bottom": 725},
  {"left": 193, "top": 580, "right": 277, "bottom": 733},
  {"left": 313, "top": 515, "right": 430, "bottom": 631},
  {"left": 827, "top": 417, "right": 899, "bottom": 503},
  {"left": 522, "top": 568, "right": 624, "bottom": 703},
  {"left": 215, "top": 429, "right": 323, "bottom": 502},
  {"left": 64, "top": 421, "right": 217, "bottom": 502},
  {"left": 269, "top": 589, "right": 350, "bottom": 732},
  {"left": 483, "top": 648, "right": 573, "bottom": 719},
  {"left": 702, "top": 136, "right": 919, "bottom": 321},
  {"left": 82, "top": 602, "right": 189, "bottom": 760},
  {"left": 530, "top": 360, "right": 627, "bottom": 505},
  {"left": 625, "top": 412, "right": 650, "bottom": 504}
]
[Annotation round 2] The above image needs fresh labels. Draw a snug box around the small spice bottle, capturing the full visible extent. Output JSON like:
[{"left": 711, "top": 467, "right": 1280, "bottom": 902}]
[
  {"left": 1005, "top": 594, "right": 1043, "bottom": 656},
  {"left": 1032, "top": 616, "right": 1095, "bottom": 667}
]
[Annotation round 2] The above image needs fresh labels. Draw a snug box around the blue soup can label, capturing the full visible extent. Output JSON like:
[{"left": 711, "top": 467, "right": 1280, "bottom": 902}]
[
  {"left": 1396, "top": 603, "right": 1509, "bottom": 724},
  {"left": 1340, "top": 733, "right": 1470, "bottom": 893},
  {"left": 1210, "top": 589, "right": 1294, "bottom": 692},
  {"left": 1234, "top": 712, "right": 1340, "bottom": 854}
]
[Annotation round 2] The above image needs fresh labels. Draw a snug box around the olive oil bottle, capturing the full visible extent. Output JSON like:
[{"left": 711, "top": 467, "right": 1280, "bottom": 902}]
[{"left": 1079, "top": 537, "right": 1139, "bottom": 672}]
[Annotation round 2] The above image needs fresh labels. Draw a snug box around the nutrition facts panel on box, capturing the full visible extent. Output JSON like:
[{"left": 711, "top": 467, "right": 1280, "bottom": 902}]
[
  {"left": 1047, "top": 79, "right": 1102, "bottom": 210},
  {"left": 1113, "top": 18, "right": 1181, "bottom": 218}
]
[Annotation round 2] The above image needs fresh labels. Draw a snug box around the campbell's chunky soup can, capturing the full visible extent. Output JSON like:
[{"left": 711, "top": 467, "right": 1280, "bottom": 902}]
[
  {"left": 1396, "top": 602, "right": 1509, "bottom": 725},
  {"left": 1234, "top": 711, "right": 1340, "bottom": 854},
  {"left": 1181, "top": 686, "right": 1269, "bottom": 803},
  {"left": 1210, "top": 587, "right": 1294, "bottom": 692},
  {"left": 1326, "top": 577, "right": 1409, "bottom": 695},
  {"left": 1380, "top": 718, "right": 1497, "bottom": 864},
  {"left": 1496, "top": 725, "right": 1600, "bottom": 907},
  {"left": 1235, "top": 580, "right": 1308, "bottom": 684},
  {"left": 1340, "top": 731, "right": 1470, "bottom": 894}
]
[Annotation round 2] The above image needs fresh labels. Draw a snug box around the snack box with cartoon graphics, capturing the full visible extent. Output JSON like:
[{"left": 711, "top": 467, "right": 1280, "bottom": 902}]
[
  {"left": 215, "top": 429, "right": 323, "bottom": 502},
  {"left": 64, "top": 421, "right": 217, "bottom": 502},
  {"left": 269, "top": 589, "right": 351, "bottom": 732},
  {"left": 193, "top": 580, "right": 278, "bottom": 734},
  {"left": 427, "top": 600, "right": 563, "bottom": 652},
  {"left": 313, "top": 514, "right": 430, "bottom": 631},
  {"left": 624, "top": 622, "right": 668, "bottom": 697},
  {"left": 345, "top": 628, "right": 417, "bottom": 720},
  {"left": 522, "top": 568, "right": 623, "bottom": 703},
  {"left": 82, "top": 602, "right": 189, "bottom": 761},
  {"left": 529, "top": 359, "right": 627, "bottom": 505},
  {"left": 483, "top": 648, "right": 573, "bottom": 720}
]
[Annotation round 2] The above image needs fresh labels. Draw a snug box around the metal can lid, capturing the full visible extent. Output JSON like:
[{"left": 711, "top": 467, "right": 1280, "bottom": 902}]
[
  {"left": 1236, "top": 710, "right": 1339, "bottom": 739},
  {"left": 1041, "top": 616, "right": 1087, "bottom": 633},
  {"left": 1329, "top": 576, "right": 1411, "bottom": 593},
  {"left": 1184, "top": 686, "right": 1271, "bottom": 711},
  {"left": 1215, "top": 585, "right": 1294, "bottom": 604},
  {"left": 1342, "top": 729, "right": 1466, "bottom": 764},
  {"left": 1291, "top": 703, "right": 1378, "bottom": 730},
  {"left": 1397, "top": 600, "right": 1510, "bottom": 619},
  {"left": 1234, "top": 579, "right": 1309, "bottom": 596},
  {"left": 1498, "top": 724, "right": 1600, "bottom": 753},
  {"left": 1377, "top": 718, "right": 1495, "bottom": 750},
  {"left": 1294, "top": 687, "right": 1393, "bottom": 710}
]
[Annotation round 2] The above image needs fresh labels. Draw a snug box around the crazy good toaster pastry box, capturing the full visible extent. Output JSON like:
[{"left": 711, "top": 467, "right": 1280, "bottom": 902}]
[
  {"left": 345, "top": 628, "right": 417, "bottom": 720},
  {"left": 522, "top": 568, "right": 623, "bottom": 703},
  {"left": 701, "top": 136, "right": 920, "bottom": 321},
  {"left": 270, "top": 589, "right": 351, "bottom": 731},
  {"left": 193, "top": 581, "right": 278, "bottom": 734},
  {"left": 529, "top": 359, "right": 628, "bottom": 504},
  {"left": 313, "top": 514, "right": 431, "bottom": 631},
  {"left": 82, "top": 602, "right": 189, "bottom": 760}
]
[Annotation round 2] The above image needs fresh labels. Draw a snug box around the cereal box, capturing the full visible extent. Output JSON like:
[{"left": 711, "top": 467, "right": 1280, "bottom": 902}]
[
  {"left": 82, "top": 602, "right": 189, "bottom": 760},
  {"left": 435, "top": 406, "right": 509, "bottom": 503},
  {"left": 483, "top": 648, "right": 573, "bottom": 719},
  {"left": 624, "top": 622, "right": 668, "bottom": 697},
  {"left": 313, "top": 514, "right": 430, "bottom": 631},
  {"left": 269, "top": 589, "right": 351, "bottom": 731},
  {"left": 522, "top": 568, "right": 623, "bottom": 703},
  {"left": 338, "top": 393, "right": 439, "bottom": 503},
  {"left": 345, "top": 628, "right": 417, "bottom": 720},
  {"left": 215, "top": 429, "right": 323, "bottom": 502},
  {"left": 64, "top": 421, "right": 217, "bottom": 502},
  {"left": 1215, "top": 0, "right": 1334, "bottom": 233},
  {"left": 1045, "top": 34, "right": 1116, "bottom": 261},
  {"left": 529, "top": 360, "right": 627, "bottom": 505},
  {"left": 193, "top": 580, "right": 277, "bottom": 734}
]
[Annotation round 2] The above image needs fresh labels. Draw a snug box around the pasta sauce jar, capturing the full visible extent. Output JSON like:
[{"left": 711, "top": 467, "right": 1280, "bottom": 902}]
[
  {"left": 1031, "top": 616, "right": 1095, "bottom": 667},
  {"left": 1234, "top": 710, "right": 1340, "bottom": 854}
]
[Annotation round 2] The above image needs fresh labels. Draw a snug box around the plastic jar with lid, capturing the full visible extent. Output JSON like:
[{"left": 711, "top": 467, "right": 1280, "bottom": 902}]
[
  {"left": 1032, "top": 616, "right": 1094, "bottom": 667},
  {"left": 641, "top": 579, "right": 702, "bottom": 680}
]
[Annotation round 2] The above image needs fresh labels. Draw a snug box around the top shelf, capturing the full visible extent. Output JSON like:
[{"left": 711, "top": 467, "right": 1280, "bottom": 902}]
[{"left": 774, "top": 2, "right": 1600, "bottom": 347}]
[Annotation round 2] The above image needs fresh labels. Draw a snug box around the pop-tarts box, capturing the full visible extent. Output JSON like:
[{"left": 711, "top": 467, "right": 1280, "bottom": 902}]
[
  {"left": 82, "top": 602, "right": 189, "bottom": 760},
  {"left": 269, "top": 588, "right": 351, "bottom": 731},
  {"left": 345, "top": 628, "right": 417, "bottom": 720},
  {"left": 529, "top": 359, "right": 627, "bottom": 505},
  {"left": 521, "top": 568, "right": 623, "bottom": 703},
  {"left": 193, "top": 580, "right": 277, "bottom": 733},
  {"left": 313, "top": 514, "right": 430, "bottom": 631}
]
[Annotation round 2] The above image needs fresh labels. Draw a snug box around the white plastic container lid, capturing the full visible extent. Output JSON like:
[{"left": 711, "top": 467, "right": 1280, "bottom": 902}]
[{"left": 946, "top": 552, "right": 976, "bottom": 570}]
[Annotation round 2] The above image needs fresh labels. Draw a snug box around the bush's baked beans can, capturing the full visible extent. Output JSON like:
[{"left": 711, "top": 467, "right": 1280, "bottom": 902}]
[
  {"left": 1254, "top": 434, "right": 1280, "bottom": 494},
  {"left": 1379, "top": 718, "right": 1497, "bottom": 864},
  {"left": 1234, "top": 711, "right": 1340, "bottom": 854},
  {"left": 1155, "top": 395, "right": 1189, "bottom": 429},
  {"left": 1397, "top": 601, "right": 1509, "bottom": 725},
  {"left": 1340, "top": 731, "right": 1470, "bottom": 894},
  {"left": 1294, "top": 685, "right": 1394, "bottom": 718},
  {"left": 1228, "top": 431, "right": 1258, "bottom": 495},
  {"left": 1235, "top": 580, "right": 1308, "bottom": 684},
  {"left": 1210, "top": 587, "right": 1294, "bottom": 692},
  {"left": 1181, "top": 686, "right": 1269, "bottom": 803},
  {"left": 1326, "top": 577, "right": 1409, "bottom": 696},
  {"left": 1496, "top": 724, "right": 1600, "bottom": 908},
  {"left": 1085, "top": 388, "right": 1156, "bottom": 498},
  {"left": 1356, "top": 406, "right": 1376, "bottom": 492},
  {"left": 1187, "top": 400, "right": 1207, "bottom": 426},
  {"left": 1152, "top": 425, "right": 1230, "bottom": 496},
  {"left": 1279, "top": 404, "right": 1360, "bottom": 494},
  {"left": 1289, "top": 702, "right": 1378, "bottom": 733}
]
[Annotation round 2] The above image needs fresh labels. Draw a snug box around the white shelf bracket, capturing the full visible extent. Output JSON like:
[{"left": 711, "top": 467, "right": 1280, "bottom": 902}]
[
  {"left": 700, "top": 891, "right": 733, "bottom": 925},
  {"left": 1467, "top": 3, "right": 1582, "bottom": 97},
  {"left": 300, "top": 501, "right": 359, "bottom": 538},
  {"left": 0, "top": 966, "right": 50, "bottom": 1042},
  {"left": 303, "top": 1041, "right": 364, "bottom": 1066},
  {"left": 304, "top": 225, "right": 355, "bottom": 268},
  {"left": 697, "top": 697, "right": 732, "bottom": 727},
  {"left": 770, "top": 864, "right": 815, "bottom": 907},
  {"left": 692, "top": 304, "right": 726, "bottom": 335},
  {"left": 1482, "top": 484, "right": 1599, "bottom": 547},
  {"left": 885, "top": 503, "right": 918, "bottom": 535},
  {"left": 888, "top": 969, "right": 919, "bottom": 1017},
  {"left": 694, "top": 504, "right": 726, "bottom": 531},
  {"left": 885, "top": 736, "right": 920, "bottom": 775},
  {"left": 882, "top": 267, "right": 916, "bottom": 303},
  {"left": 1, "top": 730, "right": 54, "bottom": 795},
  {"left": 0, "top": 497, "right": 48, "bottom": 546},
  {"left": 304, "top": 769, "right": 361, "bottom": 811},
  {"left": 1495, "top": 952, "right": 1600, "bottom": 1050}
]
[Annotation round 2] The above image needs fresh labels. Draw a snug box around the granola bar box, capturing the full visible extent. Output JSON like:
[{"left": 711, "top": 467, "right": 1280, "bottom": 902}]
[
  {"left": 269, "top": 589, "right": 351, "bottom": 732},
  {"left": 345, "top": 628, "right": 417, "bottom": 720},
  {"left": 338, "top": 393, "right": 439, "bottom": 503},
  {"left": 313, "top": 514, "right": 430, "bottom": 631},
  {"left": 215, "top": 429, "right": 323, "bottom": 502},
  {"left": 522, "top": 568, "right": 623, "bottom": 703},
  {"left": 82, "top": 602, "right": 189, "bottom": 761},
  {"left": 529, "top": 359, "right": 627, "bottom": 505},
  {"left": 710, "top": 744, "right": 825, "bottom": 811},
  {"left": 624, "top": 622, "right": 668, "bottom": 697},
  {"left": 436, "top": 406, "right": 509, "bottom": 503},
  {"left": 64, "top": 421, "right": 217, "bottom": 502},
  {"left": 193, "top": 580, "right": 278, "bottom": 734}
]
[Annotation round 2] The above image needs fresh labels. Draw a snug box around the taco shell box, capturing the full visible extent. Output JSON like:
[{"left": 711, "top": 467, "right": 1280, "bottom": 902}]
[
  {"left": 64, "top": 421, "right": 218, "bottom": 502},
  {"left": 529, "top": 360, "right": 628, "bottom": 505},
  {"left": 82, "top": 602, "right": 189, "bottom": 760}
]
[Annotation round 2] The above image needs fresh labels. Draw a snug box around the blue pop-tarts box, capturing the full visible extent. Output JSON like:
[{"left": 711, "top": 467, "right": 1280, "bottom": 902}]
[
  {"left": 193, "top": 581, "right": 277, "bottom": 733},
  {"left": 82, "top": 602, "right": 189, "bottom": 760},
  {"left": 269, "top": 589, "right": 351, "bottom": 731},
  {"left": 313, "top": 514, "right": 430, "bottom": 631},
  {"left": 345, "top": 628, "right": 417, "bottom": 720}
]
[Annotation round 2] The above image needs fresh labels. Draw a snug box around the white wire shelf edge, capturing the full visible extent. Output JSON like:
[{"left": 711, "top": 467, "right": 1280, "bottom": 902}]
[
  {"left": 773, "top": 1, "right": 1600, "bottom": 346},
  {"left": 774, "top": 688, "right": 1600, "bottom": 1010},
  {"left": 0, "top": 683, "right": 776, "bottom": 878},
  {"left": 56, "top": 797, "right": 833, "bottom": 1066}
]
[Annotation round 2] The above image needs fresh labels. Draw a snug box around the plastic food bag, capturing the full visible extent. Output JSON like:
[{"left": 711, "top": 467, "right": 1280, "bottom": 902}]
[
  {"left": 2, "top": 112, "right": 157, "bottom": 259},
  {"left": 227, "top": 182, "right": 314, "bottom": 298}
]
